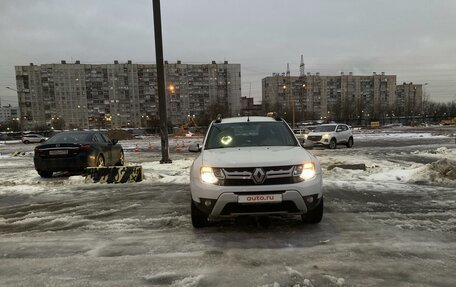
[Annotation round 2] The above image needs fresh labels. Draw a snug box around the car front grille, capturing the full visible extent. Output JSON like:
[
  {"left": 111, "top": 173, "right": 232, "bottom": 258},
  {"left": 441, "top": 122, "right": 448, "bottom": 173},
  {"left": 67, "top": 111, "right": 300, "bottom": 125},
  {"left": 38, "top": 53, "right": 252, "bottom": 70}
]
[
  {"left": 221, "top": 177, "right": 299, "bottom": 186},
  {"left": 219, "top": 166, "right": 301, "bottom": 186},
  {"left": 307, "top": 135, "right": 322, "bottom": 141}
]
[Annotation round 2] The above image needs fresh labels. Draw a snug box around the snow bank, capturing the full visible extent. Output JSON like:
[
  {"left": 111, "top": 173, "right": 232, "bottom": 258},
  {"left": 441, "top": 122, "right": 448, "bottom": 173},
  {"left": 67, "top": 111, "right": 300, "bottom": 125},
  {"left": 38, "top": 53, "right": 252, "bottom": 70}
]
[
  {"left": 0, "top": 157, "right": 194, "bottom": 196},
  {"left": 412, "top": 147, "right": 456, "bottom": 161},
  {"left": 143, "top": 272, "right": 204, "bottom": 287},
  {"left": 0, "top": 140, "right": 21, "bottom": 144},
  {"left": 323, "top": 147, "right": 456, "bottom": 189},
  {"left": 142, "top": 159, "right": 193, "bottom": 184},
  {"left": 323, "top": 275, "right": 345, "bottom": 286},
  {"left": 353, "top": 132, "right": 449, "bottom": 141},
  {"left": 325, "top": 159, "right": 456, "bottom": 188},
  {"left": 412, "top": 158, "right": 456, "bottom": 183}
]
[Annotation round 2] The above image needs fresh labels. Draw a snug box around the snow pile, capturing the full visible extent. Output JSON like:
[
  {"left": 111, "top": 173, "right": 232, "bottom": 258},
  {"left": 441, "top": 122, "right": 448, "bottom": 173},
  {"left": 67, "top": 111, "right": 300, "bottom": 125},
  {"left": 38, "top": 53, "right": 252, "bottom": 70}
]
[
  {"left": 321, "top": 145, "right": 456, "bottom": 188},
  {"left": 411, "top": 159, "right": 456, "bottom": 184},
  {"left": 412, "top": 147, "right": 456, "bottom": 161},
  {"left": 143, "top": 272, "right": 204, "bottom": 287},
  {"left": 323, "top": 275, "right": 345, "bottom": 286},
  {"left": 302, "top": 279, "right": 314, "bottom": 287},
  {"left": 285, "top": 266, "right": 303, "bottom": 278},
  {"left": 326, "top": 159, "right": 456, "bottom": 188},
  {"left": 0, "top": 140, "right": 21, "bottom": 144},
  {"left": 171, "top": 275, "right": 204, "bottom": 287},
  {"left": 143, "top": 272, "right": 181, "bottom": 285},
  {"left": 353, "top": 132, "right": 449, "bottom": 141},
  {"left": 142, "top": 159, "right": 193, "bottom": 184}
]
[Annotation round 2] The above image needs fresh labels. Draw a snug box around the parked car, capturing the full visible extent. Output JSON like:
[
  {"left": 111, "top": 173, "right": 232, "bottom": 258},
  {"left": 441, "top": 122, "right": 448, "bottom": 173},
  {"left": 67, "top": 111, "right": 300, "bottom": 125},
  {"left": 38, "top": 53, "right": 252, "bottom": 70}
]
[
  {"left": 188, "top": 115, "right": 323, "bottom": 228},
  {"left": 22, "top": 134, "right": 47, "bottom": 144},
  {"left": 34, "top": 131, "right": 124, "bottom": 178},
  {"left": 305, "top": 124, "right": 353, "bottom": 149},
  {"left": 293, "top": 129, "right": 307, "bottom": 143},
  {"left": 293, "top": 126, "right": 315, "bottom": 144}
]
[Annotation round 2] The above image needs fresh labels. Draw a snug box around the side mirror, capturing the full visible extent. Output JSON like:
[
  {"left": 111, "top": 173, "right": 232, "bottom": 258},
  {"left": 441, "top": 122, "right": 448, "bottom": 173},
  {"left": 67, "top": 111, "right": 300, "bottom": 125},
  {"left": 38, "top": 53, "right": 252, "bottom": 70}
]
[
  {"left": 112, "top": 139, "right": 118, "bottom": 145},
  {"left": 188, "top": 143, "right": 201, "bottom": 153}
]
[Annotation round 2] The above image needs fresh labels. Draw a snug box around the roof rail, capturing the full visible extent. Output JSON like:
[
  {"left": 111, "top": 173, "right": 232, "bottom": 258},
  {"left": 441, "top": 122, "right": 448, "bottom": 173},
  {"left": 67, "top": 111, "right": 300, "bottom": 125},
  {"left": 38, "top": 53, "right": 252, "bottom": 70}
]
[
  {"left": 215, "top": 114, "right": 223, "bottom": 123},
  {"left": 266, "top": 112, "right": 282, "bottom": 121}
]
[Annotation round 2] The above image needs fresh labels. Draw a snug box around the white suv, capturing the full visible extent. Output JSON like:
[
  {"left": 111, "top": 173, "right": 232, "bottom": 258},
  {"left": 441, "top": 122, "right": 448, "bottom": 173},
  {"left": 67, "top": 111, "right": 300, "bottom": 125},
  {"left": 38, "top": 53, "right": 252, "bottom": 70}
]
[
  {"left": 21, "top": 134, "right": 47, "bottom": 144},
  {"left": 305, "top": 124, "right": 353, "bottom": 149},
  {"left": 188, "top": 116, "right": 323, "bottom": 228}
]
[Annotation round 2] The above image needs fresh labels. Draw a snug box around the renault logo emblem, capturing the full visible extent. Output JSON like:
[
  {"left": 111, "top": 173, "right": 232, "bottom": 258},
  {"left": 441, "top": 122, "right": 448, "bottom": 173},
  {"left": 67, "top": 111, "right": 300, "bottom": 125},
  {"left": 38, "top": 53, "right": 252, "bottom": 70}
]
[{"left": 252, "top": 168, "right": 266, "bottom": 184}]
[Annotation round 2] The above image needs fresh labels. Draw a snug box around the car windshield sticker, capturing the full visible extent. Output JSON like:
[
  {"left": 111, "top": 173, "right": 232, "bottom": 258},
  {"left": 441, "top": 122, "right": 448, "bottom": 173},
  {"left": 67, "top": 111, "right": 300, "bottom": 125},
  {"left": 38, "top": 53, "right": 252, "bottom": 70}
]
[{"left": 220, "top": 135, "right": 232, "bottom": 145}]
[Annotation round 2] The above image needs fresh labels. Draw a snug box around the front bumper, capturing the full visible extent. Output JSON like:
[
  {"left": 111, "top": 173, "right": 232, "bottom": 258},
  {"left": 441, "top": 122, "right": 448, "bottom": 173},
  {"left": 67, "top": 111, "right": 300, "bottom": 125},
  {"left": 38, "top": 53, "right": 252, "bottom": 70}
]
[
  {"left": 303, "top": 139, "right": 330, "bottom": 147},
  {"left": 191, "top": 174, "right": 322, "bottom": 219}
]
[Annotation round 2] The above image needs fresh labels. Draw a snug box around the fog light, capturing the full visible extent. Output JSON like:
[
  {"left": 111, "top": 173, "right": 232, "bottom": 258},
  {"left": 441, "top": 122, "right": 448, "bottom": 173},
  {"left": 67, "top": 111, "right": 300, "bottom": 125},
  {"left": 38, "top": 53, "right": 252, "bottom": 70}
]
[
  {"left": 204, "top": 200, "right": 212, "bottom": 207},
  {"left": 306, "top": 196, "right": 314, "bottom": 203}
]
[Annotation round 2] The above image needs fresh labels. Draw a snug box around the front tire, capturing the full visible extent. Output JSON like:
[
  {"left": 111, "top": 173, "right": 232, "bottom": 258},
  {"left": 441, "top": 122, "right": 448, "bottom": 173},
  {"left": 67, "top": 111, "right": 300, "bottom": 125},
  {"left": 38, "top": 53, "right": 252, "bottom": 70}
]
[
  {"left": 191, "top": 200, "right": 209, "bottom": 228},
  {"left": 23, "top": 140, "right": 29, "bottom": 144},
  {"left": 328, "top": 138, "right": 337, "bottom": 149},
  {"left": 38, "top": 171, "right": 53, "bottom": 178},
  {"left": 302, "top": 197, "right": 323, "bottom": 224}
]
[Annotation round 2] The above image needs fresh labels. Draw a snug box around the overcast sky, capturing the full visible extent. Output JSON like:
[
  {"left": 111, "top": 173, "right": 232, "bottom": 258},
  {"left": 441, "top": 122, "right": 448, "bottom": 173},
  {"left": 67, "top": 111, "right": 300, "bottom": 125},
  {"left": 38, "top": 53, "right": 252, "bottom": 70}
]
[{"left": 1, "top": 0, "right": 456, "bottom": 106}]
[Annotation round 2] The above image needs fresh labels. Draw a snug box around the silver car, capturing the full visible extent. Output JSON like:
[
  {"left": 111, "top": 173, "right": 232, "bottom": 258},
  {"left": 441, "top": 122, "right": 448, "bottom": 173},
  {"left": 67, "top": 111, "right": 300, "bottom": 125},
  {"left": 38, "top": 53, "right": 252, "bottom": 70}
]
[{"left": 21, "top": 134, "right": 47, "bottom": 144}]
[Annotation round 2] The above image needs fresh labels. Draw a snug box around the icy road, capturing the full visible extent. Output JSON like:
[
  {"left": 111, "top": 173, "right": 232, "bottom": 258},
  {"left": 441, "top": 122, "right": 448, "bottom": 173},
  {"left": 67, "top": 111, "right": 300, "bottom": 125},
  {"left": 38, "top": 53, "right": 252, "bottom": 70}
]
[{"left": 0, "top": 129, "right": 455, "bottom": 287}]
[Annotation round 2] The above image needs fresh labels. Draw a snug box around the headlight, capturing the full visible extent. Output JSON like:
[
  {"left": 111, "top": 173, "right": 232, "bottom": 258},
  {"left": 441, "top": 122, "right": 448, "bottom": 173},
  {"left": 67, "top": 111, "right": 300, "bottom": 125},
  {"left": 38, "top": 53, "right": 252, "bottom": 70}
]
[
  {"left": 200, "top": 167, "right": 224, "bottom": 184},
  {"left": 322, "top": 133, "right": 330, "bottom": 139},
  {"left": 293, "top": 162, "right": 316, "bottom": 181},
  {"left": 304, "top": 134, "right": 308, "bottom": 139}
]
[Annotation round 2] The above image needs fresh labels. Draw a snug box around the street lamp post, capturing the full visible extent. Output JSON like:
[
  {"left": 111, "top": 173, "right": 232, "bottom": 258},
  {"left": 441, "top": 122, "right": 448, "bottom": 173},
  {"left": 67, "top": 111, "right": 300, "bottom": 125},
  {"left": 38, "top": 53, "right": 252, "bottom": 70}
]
[
  {"left": 423, "top": 83, "right": 428, "bottom": 123},
  {"left": 283, "top": 82, "right": 296, "bottom": 128},
  {"left": 301, "top": 83, "right": 306, "bottom": 121},
  {"left": 152, "top": 0, "right": 172, "bottom": 164},
  {"left": 288, "top": 77, "right": 296, "bottom": 128}
]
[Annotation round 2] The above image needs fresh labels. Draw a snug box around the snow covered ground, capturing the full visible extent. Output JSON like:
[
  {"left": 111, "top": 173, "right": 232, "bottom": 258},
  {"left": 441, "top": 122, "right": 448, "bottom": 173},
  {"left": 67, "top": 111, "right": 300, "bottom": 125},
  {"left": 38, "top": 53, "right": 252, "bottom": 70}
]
[{"left": 0, "top": 129, "right": 455, "bottom": 286}]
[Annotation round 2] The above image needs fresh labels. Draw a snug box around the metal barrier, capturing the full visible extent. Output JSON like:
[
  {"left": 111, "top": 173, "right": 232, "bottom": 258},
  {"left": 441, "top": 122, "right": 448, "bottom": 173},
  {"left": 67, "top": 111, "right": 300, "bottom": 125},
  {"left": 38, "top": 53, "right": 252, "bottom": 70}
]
[
  {"left": 10, "top": 152, "right": 27, "bottom": 157},
  {"left": 84, "top": 166, "right": 143, "bottom": 184}
]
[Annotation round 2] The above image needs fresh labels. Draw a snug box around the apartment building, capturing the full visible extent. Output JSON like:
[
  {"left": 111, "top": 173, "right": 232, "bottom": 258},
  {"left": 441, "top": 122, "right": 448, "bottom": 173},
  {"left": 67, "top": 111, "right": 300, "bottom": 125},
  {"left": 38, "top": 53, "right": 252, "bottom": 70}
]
[
  {"left": 262, "top": 72, "right": 421, "bottom": 123},
  {"left": 0, "top": 104, "right": 19, "bottom": 123},
  {"left": 15, "top": 60, "right": 241, "bottom": 129},
  {"left": 396, "top": 82, "right": 423, "bottom": 116}
]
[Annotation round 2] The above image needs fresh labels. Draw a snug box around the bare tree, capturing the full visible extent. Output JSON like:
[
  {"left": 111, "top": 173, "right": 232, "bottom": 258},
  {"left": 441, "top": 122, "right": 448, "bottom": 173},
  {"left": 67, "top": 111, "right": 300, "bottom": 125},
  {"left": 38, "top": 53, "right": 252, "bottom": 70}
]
[{"left": 51, "top": 117, "right": 66, "bottom": 130}]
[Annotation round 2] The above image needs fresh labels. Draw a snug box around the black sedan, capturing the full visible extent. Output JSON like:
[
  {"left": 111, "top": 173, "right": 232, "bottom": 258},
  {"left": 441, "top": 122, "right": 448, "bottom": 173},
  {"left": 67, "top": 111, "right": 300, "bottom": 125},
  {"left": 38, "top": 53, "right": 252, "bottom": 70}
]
[{"left": 34, "top": 131, "right": 124, "bottom": 178}]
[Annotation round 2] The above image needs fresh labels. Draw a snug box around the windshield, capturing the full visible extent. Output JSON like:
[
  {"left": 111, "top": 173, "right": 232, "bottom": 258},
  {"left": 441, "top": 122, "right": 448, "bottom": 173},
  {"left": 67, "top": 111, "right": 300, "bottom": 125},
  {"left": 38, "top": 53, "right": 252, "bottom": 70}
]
[
  {"left": 46, "top": 133, "right": 91, "bottom": 144},
  {"left": 205, "top": 122, "right": 298, "bottom": 149},
  {"left": 313, "top": 125, "right": 337, "bottom": 132}
]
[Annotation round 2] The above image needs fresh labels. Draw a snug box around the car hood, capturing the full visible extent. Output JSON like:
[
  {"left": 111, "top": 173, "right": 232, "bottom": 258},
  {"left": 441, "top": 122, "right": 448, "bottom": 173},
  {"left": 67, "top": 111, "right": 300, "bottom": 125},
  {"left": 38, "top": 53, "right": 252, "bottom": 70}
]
[{"left": 202, "top": 146, "right": 313, "bottom": 167}]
